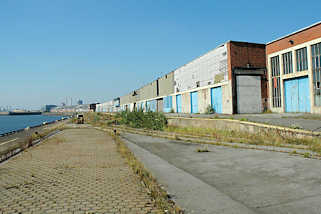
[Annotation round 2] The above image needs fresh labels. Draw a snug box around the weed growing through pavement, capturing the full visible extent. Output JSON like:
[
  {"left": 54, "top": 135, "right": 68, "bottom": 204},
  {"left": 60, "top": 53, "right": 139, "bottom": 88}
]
[
  {"left": 86, "top": 112, "right": 321, "bottom": 157},
  {"left": 112, "top": 132, "right": 184, "bottom": 214},
  {"left": 165, "top": 126, "right": 321, "bottom": 155},
  {"left": 196, "top": 146, "right": 210, "bottom": 153},
  {"left": 304, "top": 152, "right": 311, "bottom": 158},
  {"left": 290, "top": 150, "right": 297, "bottom": 155}
]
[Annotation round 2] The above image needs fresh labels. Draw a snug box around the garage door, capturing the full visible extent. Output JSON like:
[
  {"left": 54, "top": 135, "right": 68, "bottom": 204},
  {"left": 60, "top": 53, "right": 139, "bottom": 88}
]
[
  {"left": 157, "top": 99, "right": 163, "bottom": 112},
  {"left": 190, "top": 91, "right": 198, "bottom": 113},
  {"left": 284, "top": 76, "right": 310, "bottom": 112},
  {"left": 236, "top": 75, "right": 262, "bottom": 113},
  {"left": 147, "top": 100, "right": 157, "bottom": 112},
  {"left": 163, "top": 96, "right": 173, "bottom": 113},
  {"left": 211, "top": 87, "right": 222, "bottom": 113},
  {"left": 176, "top": 95, "right": 182, "bottom": 113}
]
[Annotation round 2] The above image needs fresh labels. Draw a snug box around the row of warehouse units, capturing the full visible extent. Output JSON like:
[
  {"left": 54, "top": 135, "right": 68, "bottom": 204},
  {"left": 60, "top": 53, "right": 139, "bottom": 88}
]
[{"left": 96, "top": 21, "right": 321, "bottom": 114}]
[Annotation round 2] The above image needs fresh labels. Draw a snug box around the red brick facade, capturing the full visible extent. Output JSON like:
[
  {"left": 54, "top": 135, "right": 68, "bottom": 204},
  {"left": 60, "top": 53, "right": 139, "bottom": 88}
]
[
  {"left": 227, "top": 41, "right": 268, "bottom": 113},
  {"left": 266, "top": 23, "right": 321, "bottom": 55},
  {"left": 227, "top": 41, "right": 266, "bottom": 81}
]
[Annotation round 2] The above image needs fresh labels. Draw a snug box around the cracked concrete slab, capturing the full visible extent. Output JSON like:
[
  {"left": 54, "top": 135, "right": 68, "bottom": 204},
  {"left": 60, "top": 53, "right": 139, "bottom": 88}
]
[{"left": 122, "top": 132, "right": 321, "bottom": 214}]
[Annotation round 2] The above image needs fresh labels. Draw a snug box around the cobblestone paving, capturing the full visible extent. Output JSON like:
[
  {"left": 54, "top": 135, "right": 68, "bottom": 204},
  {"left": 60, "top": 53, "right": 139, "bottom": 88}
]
[{"left": 0, "top": 128, "right": 162, "bottom": 214}]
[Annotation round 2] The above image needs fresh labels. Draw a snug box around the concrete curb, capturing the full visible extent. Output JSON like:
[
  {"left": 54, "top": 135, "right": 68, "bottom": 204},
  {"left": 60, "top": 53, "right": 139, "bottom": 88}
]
[
  {"left": 104, "top": 126, "right": 321, "bottom": 159},
  {"left": 167, "top": 117, "right": 321, "bottom": 138}
]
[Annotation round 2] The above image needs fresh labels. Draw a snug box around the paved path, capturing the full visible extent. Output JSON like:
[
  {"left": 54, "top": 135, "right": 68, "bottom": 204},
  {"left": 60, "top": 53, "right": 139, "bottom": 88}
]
[
  {"left": 166, "top": 113, "right": 321, "bottom": 132},
  {"left": 0, "top": 128, "right": 161, "bottom": 214},
  {"left": 122, "top": 132, "right": 321, "bottom": 214}
]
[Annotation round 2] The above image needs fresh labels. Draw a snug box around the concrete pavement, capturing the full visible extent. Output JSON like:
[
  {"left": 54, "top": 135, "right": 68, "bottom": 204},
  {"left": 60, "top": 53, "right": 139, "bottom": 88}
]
[
  {"left": 166, "top": 113, "right": 321, "bottom": 132},
  {"left": 121, "top": 132, "right": 321, "bottom": 214}
]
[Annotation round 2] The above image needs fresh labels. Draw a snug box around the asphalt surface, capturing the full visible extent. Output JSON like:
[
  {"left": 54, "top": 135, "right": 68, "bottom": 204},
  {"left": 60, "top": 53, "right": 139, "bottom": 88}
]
[
  {"left": 166, "top": 113, "right": 321, "bottom": 132},
  {"left": 121, "top": 132, "right": 321, "bottom": 214}
]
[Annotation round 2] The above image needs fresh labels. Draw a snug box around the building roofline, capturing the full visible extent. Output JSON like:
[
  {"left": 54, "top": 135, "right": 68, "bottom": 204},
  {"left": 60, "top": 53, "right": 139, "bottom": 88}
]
[
  {"left": 171, "top": 41, "right": 228, "bottom": 72},
  {"left": 267, "top": 21, "right": 321, "bottom": 45},
  {"left": 228, "top": 40, "right": 265, "bottom": 46},
  {"left": 172, "top": 40, "right": 265, "bottom": 73}
]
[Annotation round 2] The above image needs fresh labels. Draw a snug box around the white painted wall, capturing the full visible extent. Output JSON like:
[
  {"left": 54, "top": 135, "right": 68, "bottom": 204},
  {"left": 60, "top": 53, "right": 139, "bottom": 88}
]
[{"left": 174, "top": 43, "right": 228, "bottom": 93}]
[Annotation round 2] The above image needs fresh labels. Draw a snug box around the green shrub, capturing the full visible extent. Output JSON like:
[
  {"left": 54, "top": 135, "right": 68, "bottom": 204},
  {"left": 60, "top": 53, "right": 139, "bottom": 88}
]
[
  {"left": 205, "top": 105, "right": 215, "bottom": 114},
  {"left": 116, "top": 111, "right": 167, "bottom": 130}
]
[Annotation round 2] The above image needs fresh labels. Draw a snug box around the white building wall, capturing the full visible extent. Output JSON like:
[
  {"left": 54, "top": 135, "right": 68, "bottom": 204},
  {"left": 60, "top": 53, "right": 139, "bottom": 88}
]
[{"left": 174, "top": 43, "right": 228, "bottom": 93}]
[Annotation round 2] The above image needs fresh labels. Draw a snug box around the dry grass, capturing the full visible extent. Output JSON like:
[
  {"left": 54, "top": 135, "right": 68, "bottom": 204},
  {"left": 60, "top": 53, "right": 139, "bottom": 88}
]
[
  {"left": 22, "top": 124, "right": 65, "bottom": 148},
  {"left": 165, "top": 126, "right": 321, "bottom": 155},
  {"left": 48, "top": 136, "right": 66, "bottom": 145},
  {"left": 85, "top": 112, "right": 117, "bottom": 127},
  {"left": 111, "top": 132, "right": 184, "bottom": 214},
  {"left": 196, "top": 146, "right": 210, "bottom": 153}
]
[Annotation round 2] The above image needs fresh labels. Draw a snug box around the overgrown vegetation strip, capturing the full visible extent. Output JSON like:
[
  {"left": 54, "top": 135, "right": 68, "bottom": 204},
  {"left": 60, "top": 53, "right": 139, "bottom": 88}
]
[
  {"left": 86, "top": 112, "right": 321, "bottom": 158},
  {"left": 86, "top": 112, "right": 184, "bottom": 213},
  {"left": 0, "top": 122, "right": 67, "bottom": 163},
  {"left": 96, "top": 127, "right": 185, "bottom": 214},
  {"left": 102, "top": 125, "right": 321, "bottom": 160}
]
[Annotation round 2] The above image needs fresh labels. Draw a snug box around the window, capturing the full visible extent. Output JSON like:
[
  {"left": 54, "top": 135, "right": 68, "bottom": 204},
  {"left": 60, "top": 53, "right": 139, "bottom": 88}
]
[
  {"left": 296, "top": 47, "right": 308, "bottom": 71},
  {"left": 271, "top": 56, "right": 281, "bottom": 108},
  {"left": 312, "top": 42, "right": 321, "bottom": 106},
  {"left": 282, "top": 51, "right": 293, "bottom": 74}
]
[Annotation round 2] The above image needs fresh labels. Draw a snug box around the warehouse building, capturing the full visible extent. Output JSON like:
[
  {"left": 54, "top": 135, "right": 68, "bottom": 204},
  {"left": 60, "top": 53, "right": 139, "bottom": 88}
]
[
  {"left": 172, "top": 41, "right": 267, "bottom": 114},
  {"left": 119, "top": 71, "right": 175, "bottom": 113},
  {"left": 267, "top": 21, "right": 321, "bottom": 113},
  {"left": 113, "top": 41, "right": 267, "bottom": 115}
]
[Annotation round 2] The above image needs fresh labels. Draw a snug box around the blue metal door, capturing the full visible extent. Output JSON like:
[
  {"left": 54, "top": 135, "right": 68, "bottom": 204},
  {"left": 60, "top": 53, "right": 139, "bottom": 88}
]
[
  {"left": 298, "top": 77, "right": 311, "bottom": 112},
  {"left": 211, "top": 87, "right": 222, "bottom": 113},
  {"left": 190, "top": 91, "right": 198, "bottom": 113},
  {"left": 284, "top": 76, "right": 310, "bottom": 112},
  {"left": 176, "top": 95, "right": 182, "bottom": 113},
  {"left": 163, "top": 96, "right": 173, "bottom": 113},
  {"left": 146, "top": 100, "right": 157, "bottom": 112}
]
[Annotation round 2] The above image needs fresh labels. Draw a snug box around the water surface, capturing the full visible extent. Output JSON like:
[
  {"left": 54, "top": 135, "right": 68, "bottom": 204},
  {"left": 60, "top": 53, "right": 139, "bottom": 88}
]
[{"left": 0, "top": 115, "right": 65, "bottom": 135}]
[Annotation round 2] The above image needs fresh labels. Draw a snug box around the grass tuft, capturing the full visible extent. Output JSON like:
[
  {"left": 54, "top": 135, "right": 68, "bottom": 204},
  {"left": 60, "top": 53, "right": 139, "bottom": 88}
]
[
  {"left": 164, "top": 125, "right": 321, "bottom": 155},
  {"left": 196, "top": 147, "right": 210, "bottom": 153},
  {"left": 113, "top": 133, "right": 184, "bottom": 214}
]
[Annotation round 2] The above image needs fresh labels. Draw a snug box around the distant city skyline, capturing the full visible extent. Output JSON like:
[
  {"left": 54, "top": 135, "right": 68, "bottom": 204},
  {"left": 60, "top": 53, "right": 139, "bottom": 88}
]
[{"left": 1, "top": 0, "right": 320, "bottom": 109}]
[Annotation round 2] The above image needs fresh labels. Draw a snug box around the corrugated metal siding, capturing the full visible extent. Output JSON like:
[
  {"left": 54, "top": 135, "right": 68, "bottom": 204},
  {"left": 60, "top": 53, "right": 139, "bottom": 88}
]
[
  {"left": 174, "top": 44, "right": 228, "bottom": 93},
  {"left": 236, "top": 76, "right": 262, "bottom": 114},
  {"left": 158, "top": 72, "right": 175, "bottom": 96},
  {"left": 211, "top": 87, "right": 222, "bottom": 113}
]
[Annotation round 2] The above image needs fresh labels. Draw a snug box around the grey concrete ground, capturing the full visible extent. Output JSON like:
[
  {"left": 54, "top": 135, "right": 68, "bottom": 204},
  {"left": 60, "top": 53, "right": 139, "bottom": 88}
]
[
  {"left": 166, "top": 113, "right": 321, "bottom": 132},
  {"left": 121, "top": 132, "right": 321, "bottom": 214}
]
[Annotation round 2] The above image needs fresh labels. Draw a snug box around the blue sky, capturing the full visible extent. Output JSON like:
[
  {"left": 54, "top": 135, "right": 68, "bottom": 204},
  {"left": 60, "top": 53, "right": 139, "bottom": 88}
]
[{"left": 0, "top": 0, "right": 320, "bottom": 109}]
